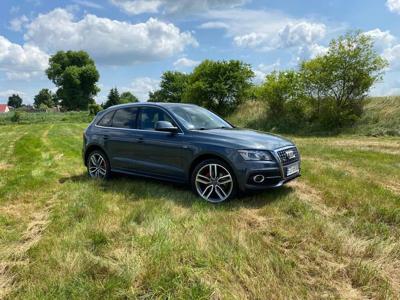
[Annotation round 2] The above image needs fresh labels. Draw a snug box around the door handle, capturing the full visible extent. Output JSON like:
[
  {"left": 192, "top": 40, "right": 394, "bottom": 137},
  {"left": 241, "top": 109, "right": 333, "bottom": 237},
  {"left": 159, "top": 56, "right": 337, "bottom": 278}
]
[
  {"left": 103, "top": 135, "right": 109, "bottom": 140},
  {"left": 137, "top": 137, "right": 144, "bottom": 143}
]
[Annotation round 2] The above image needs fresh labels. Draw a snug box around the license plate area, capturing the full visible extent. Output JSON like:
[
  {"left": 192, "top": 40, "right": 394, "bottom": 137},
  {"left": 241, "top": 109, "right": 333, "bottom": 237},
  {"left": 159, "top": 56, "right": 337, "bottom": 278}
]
[{"left": 286, "top": 162, "right": 299, "bottom": 177}]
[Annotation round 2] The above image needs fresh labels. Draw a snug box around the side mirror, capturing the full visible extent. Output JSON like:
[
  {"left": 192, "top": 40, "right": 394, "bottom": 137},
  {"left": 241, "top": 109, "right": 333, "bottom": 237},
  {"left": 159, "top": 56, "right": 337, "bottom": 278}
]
[{"left": 155, "top": 121, "right": 179, "bottom": 133}]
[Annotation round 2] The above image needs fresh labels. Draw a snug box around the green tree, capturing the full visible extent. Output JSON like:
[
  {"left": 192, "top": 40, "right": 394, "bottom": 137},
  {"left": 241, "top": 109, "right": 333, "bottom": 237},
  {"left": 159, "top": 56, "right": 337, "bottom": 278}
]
[
  {"left": 103, "top": 88, "right": 120, "bottom": 109},
  {"left": 46, "top": 50, "right": 100, "bottom": 111},
  {"left": 7, "top": 94, "right": 23, "bottom": 108},
  {"left": 148, "top": 71, "right": 188, "bottom": 103},
  {"left": 258, "top": 71, "right": 307, "bottom": 131},
  {"left": 300, "top": 31, "right": 388, "bottom": 128},
  {"left": 183, "top": 60, "right": 254, "bottom": 116},
  {"left": 120, "top": 91, "right": 139, "bottom": 103},
  {"left": 34, "top": 89, "right": 56, "bottom": 109}
]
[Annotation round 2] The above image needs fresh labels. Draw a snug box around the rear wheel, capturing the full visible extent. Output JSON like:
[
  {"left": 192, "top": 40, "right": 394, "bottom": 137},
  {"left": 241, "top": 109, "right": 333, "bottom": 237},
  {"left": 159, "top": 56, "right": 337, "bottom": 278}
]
[
  {"left": 87, "top": 150, "right": 111, "bottom": 179},
  {"left": 191, "top": 159, "right": 237, "bottom": 203}
]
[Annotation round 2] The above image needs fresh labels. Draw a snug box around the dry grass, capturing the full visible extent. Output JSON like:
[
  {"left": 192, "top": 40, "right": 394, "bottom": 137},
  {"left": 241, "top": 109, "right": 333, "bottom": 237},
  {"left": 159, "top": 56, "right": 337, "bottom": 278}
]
[{"left": 0, "top": 123, "right": 399, "bottom": 299}]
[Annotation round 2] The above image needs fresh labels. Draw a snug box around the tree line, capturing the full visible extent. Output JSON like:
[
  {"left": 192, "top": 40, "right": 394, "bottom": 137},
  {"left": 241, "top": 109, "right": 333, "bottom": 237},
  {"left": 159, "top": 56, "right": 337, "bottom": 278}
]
[
  {"left": 7, "top": 31, "right": 387, "bottom": 132},
  {"left": 149, "top": 31, "right": 387, "bottom": 131}
]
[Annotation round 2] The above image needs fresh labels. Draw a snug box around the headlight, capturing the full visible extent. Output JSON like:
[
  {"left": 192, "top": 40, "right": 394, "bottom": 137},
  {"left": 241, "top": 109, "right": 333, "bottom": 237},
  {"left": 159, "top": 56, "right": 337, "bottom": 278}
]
[{"left": 238, "top": 150, "right": 273, "bottom": 161}]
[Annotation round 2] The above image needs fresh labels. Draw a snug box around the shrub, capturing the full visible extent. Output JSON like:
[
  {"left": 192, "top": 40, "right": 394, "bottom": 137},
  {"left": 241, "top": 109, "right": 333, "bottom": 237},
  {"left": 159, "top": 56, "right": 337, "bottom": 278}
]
[
  {"left": 88, "top": 104, "right": 103, "bottom": 116},
  {"left": 11, "top": 111, "right": 22, "bottom": 123}
]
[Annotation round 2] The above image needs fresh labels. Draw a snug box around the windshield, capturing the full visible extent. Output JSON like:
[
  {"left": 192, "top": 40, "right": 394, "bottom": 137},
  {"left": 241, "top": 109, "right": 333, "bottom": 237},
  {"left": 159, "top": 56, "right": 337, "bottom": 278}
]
[{"left": 169, "top": 106, "right": 233, "bottom": 130}]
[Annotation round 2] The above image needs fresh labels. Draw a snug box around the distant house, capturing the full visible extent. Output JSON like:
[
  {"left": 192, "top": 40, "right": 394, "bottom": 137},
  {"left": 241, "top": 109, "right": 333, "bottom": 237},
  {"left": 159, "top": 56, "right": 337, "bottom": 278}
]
[{"left": 0, "top": 104, "right": 10, "bottom": 113}]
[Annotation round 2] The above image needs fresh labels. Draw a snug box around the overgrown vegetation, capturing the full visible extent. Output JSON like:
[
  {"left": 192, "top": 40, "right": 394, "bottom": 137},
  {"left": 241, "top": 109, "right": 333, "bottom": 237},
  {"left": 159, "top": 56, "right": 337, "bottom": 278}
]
[
  {"left": 229, "top": 96, "right": 400, "bottom": 136},
  {"left": 1, "top": 123, "right": 399, "bottom": 299},
  {"left": 256, "top": 32, "right": 388, "bottom": 133}
]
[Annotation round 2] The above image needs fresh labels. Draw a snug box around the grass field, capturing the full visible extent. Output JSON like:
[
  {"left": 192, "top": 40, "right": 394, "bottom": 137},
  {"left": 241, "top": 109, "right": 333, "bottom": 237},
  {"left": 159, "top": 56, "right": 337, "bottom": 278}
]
[{"left": 1, "top": 123, "right": 400, "bottom": 299}]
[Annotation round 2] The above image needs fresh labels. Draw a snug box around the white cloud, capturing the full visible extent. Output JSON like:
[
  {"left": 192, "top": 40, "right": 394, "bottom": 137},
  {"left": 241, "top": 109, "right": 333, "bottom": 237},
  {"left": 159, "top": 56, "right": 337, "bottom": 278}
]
[
  {"left": 124, "top": 77, "right": 160, "bottom": 101},
  {"left": 0, "top": 35, "right": 49, "bottom": 80},
  {"left": 110, "top": 0, "right": 161, "bottom": 15},
  {"left": 73, "top": 0, "right": 103, "bottom": 9},
  {"left": 111, "top": 0, "right": 247, "bottom": 15},
  {"left": 279, "top": 22, "right": 326, "bottom": 48},
  {"left": 386, "top": 0, "right": 400, "bottom": 14},
  {"left": 173, "top": 57, "right": 200, "bottom": 68},
  {"left": 204, "top": 9, "right": 327, "bottom": 55},
  {"left": 24, "top": 8, "right": 198, "bottom": 65},
  {"left": 383, "top": 44, "right": 400, "bottom": 70},
  {"left": 9, "top": 15, "right": 29, "bottom": 32},
  {"left": 253, "top": 60, "right": 281, "bottom": 83},
  {"left": 198, "top": 21, "right": 229, "bottom": 30},
  {"left": 0, "top": 89, "right": 27, "bottom": 99},
  {"left": 364, "top": 28, "right": 396, "bottom": 51},
  {"left": 307, "top": 43, "right": 329, "bottom": 57}
]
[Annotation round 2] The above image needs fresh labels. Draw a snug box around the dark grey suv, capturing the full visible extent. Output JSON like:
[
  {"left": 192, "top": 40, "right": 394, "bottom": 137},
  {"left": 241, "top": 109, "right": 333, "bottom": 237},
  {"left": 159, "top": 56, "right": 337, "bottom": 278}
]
[{"left": 83, "top": 103, "right": 300, "bottom": 203}]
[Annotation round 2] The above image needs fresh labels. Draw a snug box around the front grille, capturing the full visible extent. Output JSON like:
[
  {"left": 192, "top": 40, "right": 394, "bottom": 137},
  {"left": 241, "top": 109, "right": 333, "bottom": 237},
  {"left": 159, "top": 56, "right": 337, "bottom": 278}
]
[{"left": 277, "top": 147, "right": 299, "bottom": 166}]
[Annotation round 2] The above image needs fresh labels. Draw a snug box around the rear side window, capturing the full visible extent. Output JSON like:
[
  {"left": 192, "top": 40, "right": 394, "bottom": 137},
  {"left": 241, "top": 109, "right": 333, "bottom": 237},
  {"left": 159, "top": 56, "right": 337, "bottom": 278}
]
[
  {"left": 138, "top": 107, "right": 175, "bottom": 130},
  {"left": 111, "top": 107, "right": 138, "bottom": 129},
  {"left": 97, "top": 111, "right": 115, "bottom": 127}
]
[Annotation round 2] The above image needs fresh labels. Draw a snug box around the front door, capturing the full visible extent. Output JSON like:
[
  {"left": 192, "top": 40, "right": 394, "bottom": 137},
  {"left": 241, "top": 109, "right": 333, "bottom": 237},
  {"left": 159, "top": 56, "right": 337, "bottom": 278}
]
[{"left": 134, "top": 106, "right": 185, "bottom": 180}]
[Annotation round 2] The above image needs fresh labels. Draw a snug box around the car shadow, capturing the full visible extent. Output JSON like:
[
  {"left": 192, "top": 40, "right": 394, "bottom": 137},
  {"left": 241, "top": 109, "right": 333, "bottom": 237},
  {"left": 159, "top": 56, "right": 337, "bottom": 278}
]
[{"left": 59, "top": 172, "right": 294, "bottom": 210}]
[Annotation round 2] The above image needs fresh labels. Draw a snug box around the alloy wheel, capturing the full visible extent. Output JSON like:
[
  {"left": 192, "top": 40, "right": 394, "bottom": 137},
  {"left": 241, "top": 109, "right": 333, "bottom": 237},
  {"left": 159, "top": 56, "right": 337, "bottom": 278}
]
[
  {"left": 88, "top": 153, "right": 107, "bottom": 178},
  {"left": 195, "top": 163, "right": 233, "bottom": 203}
]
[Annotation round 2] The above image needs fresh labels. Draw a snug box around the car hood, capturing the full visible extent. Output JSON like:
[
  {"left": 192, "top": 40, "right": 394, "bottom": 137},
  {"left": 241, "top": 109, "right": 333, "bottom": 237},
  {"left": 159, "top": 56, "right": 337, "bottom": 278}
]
[{"left": 193, "top": 128, "right": 294, "bottom": 150}]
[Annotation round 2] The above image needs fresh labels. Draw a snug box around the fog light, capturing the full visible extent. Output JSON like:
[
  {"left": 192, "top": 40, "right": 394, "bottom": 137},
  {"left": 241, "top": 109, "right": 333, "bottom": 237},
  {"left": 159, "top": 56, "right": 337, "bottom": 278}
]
[{"left": 253, "top": 175, "right": 265, "bottom": 183}]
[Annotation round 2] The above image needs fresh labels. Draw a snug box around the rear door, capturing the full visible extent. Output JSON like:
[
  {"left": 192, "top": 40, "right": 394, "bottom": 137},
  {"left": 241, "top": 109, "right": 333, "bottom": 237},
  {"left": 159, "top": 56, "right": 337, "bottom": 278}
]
[{"left": 105, "top": 107, "right": 143, "bottom": 171}]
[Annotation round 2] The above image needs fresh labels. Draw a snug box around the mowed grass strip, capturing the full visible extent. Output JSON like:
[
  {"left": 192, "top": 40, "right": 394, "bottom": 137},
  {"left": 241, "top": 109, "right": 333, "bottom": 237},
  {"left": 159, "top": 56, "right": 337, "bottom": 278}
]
[{"left": 0, "top": 124, "right": 399, "bottom": 299}]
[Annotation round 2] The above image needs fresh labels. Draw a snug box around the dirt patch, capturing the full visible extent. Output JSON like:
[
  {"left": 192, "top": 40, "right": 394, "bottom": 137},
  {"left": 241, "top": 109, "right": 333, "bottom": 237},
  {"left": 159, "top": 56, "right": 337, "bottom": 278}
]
[{"left": 0, "top": 162, "right": 13, "bottom": 170}]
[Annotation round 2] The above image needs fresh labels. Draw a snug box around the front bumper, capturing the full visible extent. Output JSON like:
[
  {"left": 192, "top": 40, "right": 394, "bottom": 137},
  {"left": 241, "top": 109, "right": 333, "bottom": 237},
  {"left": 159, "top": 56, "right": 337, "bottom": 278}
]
[{"left": 233, "top": 146, "right": 301, "bottom": 191}]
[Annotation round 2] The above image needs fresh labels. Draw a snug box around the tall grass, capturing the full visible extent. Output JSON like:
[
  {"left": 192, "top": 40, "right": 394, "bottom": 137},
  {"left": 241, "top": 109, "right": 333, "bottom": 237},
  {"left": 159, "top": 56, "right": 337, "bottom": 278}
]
[
  {"left": 229, "top": 96, "right": 400, "bottom": 136},
  {"left": 1, "top": 123, "right": 399, "bottom": 298},
  {"left": 0, "top": 111, "right": 93, "bottom": 125}
]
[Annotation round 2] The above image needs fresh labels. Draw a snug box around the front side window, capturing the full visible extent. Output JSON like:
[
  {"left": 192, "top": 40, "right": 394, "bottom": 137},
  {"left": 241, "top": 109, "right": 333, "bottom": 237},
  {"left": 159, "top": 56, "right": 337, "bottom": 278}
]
[
  {"left": 111, "top": 107, "right": 138, "bottom": 129},
  {"left": 138, "top": 107, "right": 174, "bottom": 130},
  {"left": 97, "top": 111, "right": 115, "bottom": 127},
  {"left": 169, "top": 105, "right": 232, "bottom": 130}
]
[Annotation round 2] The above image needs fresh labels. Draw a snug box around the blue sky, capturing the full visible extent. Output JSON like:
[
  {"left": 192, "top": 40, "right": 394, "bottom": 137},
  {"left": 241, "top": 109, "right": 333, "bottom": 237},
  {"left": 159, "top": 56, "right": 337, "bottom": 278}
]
[{"left": 0, "top": 0, "right": 400, "bottom": 104}]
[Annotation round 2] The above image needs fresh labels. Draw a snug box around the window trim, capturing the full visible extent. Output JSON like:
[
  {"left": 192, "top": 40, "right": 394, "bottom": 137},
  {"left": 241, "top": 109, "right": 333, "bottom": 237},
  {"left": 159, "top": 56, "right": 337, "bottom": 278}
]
[{"left": 94, "top": 105, "right": 184, "bottom": 134}]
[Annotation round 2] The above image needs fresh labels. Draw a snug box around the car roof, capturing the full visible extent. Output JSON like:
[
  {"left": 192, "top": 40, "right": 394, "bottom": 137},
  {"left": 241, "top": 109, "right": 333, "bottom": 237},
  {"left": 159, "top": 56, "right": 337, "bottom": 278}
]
[{"left": 108, "top": 102, "right": 197, "bottom": 109}]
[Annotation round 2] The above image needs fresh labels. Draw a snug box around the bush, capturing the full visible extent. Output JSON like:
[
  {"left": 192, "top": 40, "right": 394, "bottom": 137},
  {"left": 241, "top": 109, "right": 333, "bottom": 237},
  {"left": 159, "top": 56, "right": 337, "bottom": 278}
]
[
  {"left": 88, "top": 104, "right": 103, "bottom": 116},
  {"left": 11, "top": 111, "right": 22, "bottom": 123},
  {"left": 255, "top": 31, "right": 387, "bottom": 133}
]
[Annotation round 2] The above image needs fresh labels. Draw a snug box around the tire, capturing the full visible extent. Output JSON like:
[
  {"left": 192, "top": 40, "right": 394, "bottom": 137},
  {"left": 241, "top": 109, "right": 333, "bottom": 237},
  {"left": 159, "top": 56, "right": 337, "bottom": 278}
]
[
  {"left": 86, "top": 150, "right": 111, "bottom": 179},
  {"left": 191, "top": 159, "right": 237, "bottom": 203}
]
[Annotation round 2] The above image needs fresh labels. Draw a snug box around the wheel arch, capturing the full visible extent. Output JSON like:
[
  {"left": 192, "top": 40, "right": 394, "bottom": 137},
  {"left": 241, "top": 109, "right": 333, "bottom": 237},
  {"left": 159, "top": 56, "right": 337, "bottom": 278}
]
[
  {"left": 84, "top": 144, "right": 109, "bottom": 166},
  {"left": 188, "top": 153, "right": 236, "bottom": 182}
]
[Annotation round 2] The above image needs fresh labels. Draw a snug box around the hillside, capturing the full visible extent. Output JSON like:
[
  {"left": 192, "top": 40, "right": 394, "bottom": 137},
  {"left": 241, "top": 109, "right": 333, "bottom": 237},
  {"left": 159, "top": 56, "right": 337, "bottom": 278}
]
[
  {"left": 228, "top": 96, "right": 400, "bottom": 136},
  {"left": 354, "top": 96, "right": 400, "bottom": 136}
]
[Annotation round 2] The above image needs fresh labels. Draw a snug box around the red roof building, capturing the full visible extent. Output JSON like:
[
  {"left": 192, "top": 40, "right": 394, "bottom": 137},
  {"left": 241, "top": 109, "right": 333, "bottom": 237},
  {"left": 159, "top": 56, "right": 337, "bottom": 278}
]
[{"left": 0, "top": 104, "right": 10, "bottom": 113}]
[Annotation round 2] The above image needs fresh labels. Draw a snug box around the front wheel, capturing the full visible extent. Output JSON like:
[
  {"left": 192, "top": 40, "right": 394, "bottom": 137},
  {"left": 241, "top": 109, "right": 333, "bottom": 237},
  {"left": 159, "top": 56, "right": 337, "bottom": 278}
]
[
  {"left": 87, "top": 150, "right": 111, "bottom": 179},
  {"left": 191, "top": 159, "right": 237, "bottom": 203}
]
